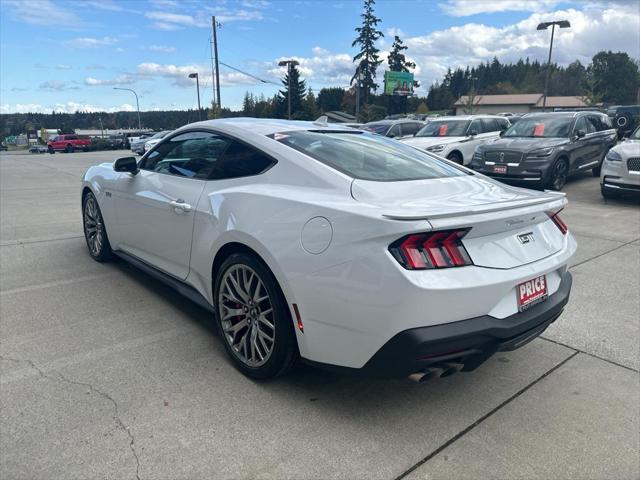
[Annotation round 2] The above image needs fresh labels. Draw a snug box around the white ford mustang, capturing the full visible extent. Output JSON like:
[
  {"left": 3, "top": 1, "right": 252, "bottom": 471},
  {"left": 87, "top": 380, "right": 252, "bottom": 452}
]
[{"left": 81, "top": 118, "right": 577, "bottom": 381}]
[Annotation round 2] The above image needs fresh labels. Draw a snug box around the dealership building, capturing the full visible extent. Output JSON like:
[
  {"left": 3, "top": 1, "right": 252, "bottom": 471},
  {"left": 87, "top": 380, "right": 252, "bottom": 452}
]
[{"left": 453, "top": 93, "right": 589, "bottom": 115}]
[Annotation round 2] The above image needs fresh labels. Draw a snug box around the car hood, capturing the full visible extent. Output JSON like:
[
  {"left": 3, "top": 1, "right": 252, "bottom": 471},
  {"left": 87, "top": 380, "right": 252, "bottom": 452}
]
[
  {"left": 351, "top": 173, "right": 564, "bottom": 220},
  {"left": 611, "top": 139, "right": 640, "bottom": 158},
  {"left": 481, "top": 137, "right": 568, "bottom": 152},
  {"left": 401, "top": 136, "right": 466, "bottom": 148}
]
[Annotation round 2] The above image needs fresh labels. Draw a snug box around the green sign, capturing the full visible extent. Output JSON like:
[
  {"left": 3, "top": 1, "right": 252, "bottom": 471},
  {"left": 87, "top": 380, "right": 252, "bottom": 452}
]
[{"left": 384, "top": 71, "right": 414, "bottom": 96}]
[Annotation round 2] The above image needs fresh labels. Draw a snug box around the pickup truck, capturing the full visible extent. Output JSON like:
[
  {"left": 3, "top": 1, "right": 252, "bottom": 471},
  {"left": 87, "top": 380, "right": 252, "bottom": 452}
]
[{"left": 47, "top": 134, "right": 92, "bottom": 153}]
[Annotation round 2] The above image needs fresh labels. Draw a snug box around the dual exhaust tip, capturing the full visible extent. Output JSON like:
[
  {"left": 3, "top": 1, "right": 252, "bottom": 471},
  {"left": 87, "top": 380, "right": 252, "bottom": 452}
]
[{"left": 408, "top": 362, "right": 464, "bottom": 383}]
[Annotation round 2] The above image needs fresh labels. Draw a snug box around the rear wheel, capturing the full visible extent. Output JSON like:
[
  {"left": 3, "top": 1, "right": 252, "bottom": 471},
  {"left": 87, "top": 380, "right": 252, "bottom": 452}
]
[
  {"left": 48, "top": 146, "right": 55, "bottom": 154},
  {"left": 214, "top": 253, "right": 298, "bottom": 379},
  {"left": 65, "top": 144, "right": 74, "bottom": 153},
  {"left": 447, "top": 152, "right": 463, "bottom": 164},
  {"left": 546, "top": 158, "right": 568, "bottom": 191},
  {"left": 82, "top": 192, "right": 112, "bottom": 262}
]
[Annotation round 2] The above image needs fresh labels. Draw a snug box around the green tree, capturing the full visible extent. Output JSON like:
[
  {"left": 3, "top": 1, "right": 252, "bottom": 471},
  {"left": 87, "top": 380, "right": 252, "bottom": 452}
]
[
  {"left": 277, "top": 64, "right": 307, "bottom": 118},
  {"left": 317, "top": 87, "right": 346, "bottom": 112},
  {"left": 301, "top": 89, "right": 320, "bottom": 120},
  {"left": 351, "top": 0, "right": 384, "bottom": 104},
  {"left": 589, "top": 51, "right": 640, "bottom": 104}
]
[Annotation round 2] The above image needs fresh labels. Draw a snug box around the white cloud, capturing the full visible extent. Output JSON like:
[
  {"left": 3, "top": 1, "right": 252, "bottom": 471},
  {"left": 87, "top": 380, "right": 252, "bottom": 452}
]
[
  {"left": 1, "top": 0, "right": 83, "bottom": 27},
  {"left": 136, "top": 62, "right": 260, "bottom": 87},
  {"left": 64, "top": 36, "right": 119, "bottom": 48},
  {"left": 39, "top": 80, "right": 79, "bottom": 92},
  {"left": 84, "top": 75, "right": 136, "bottom": 86},
  {"left": 268, "top": 49, "right": 355, "bottom": 87},
  {"left": 0, "top": 102, "right": 135, "bottom": 114},
  {"left": 55, "top": 64, "right": 72, "bottom": 70},
  {"left": 145, "top": 11, "right": 209, "bottom": 28},
  {"left": 145, "top": 45, "right": 177, "bottom": 53},
  {"left": 145, "top": 3, "right": 266, "bottom": 30},
  {"left": 440, "top": 0, "right": 562, "bottom": 17}
]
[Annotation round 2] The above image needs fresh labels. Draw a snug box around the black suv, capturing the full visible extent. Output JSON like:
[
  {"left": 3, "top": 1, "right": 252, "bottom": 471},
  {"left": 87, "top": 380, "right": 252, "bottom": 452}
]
[
  {"left": 107, "top": 134, "right": 130, "bottom": 150},
  {"left": 607, "top": 105, "right": 640, "bottom": 139},
  {"left": 470, "top": 112, "right": 617, "bottom": 190}
]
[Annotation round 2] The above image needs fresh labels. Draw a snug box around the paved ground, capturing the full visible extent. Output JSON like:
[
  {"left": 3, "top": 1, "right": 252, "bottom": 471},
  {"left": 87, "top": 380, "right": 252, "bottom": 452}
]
[{"left": 1, "top": 150, "right": 639, "bottom": 480}]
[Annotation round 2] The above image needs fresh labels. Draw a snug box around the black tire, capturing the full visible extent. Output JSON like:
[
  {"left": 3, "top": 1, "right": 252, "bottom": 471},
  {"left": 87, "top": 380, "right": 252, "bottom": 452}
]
[
  {"left": 82, "top": 192, "right": 113, "bottom": 262},
  {"left": 213, "top": 252, "right": 298, "bottom": 379},
  {"left": 65, "top": 144, "right": 74, "bottom": 153},
  {"left": 447, "top": 151, "right": 463, "bottom": 164},
  {"left": 592, "top": 165, "right": 602, "bottom": 177},
  {"left": 546, "top": 158, "right": 569, "bottom": 191},
  {"left": 615, "top": 113, "right": 632, "bottom": 131},
  {"left": 48, "top": 146, "right": 55, "bottom": 154}
]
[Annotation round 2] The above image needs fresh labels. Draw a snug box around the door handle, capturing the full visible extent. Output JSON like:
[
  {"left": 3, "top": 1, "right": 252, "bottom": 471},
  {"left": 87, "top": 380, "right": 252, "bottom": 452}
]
[{"left": 169, "top": 199, "right": 192, "bottom": 213}]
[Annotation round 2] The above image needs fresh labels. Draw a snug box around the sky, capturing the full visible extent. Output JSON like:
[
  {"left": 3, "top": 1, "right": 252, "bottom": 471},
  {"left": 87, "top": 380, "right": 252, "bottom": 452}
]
[{"left": 1, "top": 0, "right": 639, "bottom": 114}]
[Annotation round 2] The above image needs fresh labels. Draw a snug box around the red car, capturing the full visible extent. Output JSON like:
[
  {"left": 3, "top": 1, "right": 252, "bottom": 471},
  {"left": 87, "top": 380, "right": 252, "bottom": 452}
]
[{"left": 48, "top": 134, "right": 92, "bottom": 153}]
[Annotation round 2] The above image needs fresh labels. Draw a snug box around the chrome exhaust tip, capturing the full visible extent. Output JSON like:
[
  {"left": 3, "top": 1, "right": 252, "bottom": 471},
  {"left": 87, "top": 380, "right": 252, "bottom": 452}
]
[
  {"left": 408, "top": 367, "right": 445, "bottom": 383},
  {"left": 439, "top": 362, "right": 464, "bottom": 378}
]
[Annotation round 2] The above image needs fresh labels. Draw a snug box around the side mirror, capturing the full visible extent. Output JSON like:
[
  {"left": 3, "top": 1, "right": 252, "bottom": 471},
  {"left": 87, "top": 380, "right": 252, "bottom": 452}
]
[
  {"left": 576, "top": 129, "right": 586, "bottom": 138},
  {"left": 114, "top": 156, "right": 139, "bottom": 174},
  {"left": 499, "top": 130, "right": 505, "bottom": 137},
  {"left": 468, "top": 129, "right": 478, "bottom": 137}
]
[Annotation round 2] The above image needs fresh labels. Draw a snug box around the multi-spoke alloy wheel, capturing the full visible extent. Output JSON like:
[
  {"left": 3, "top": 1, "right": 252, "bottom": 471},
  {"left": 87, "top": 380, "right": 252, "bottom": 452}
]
[
  {"left": 218, "top": 265, "right": 275, "bottom": 367},
  {"left": 548, "top": 159, "right": 568, "bottom": 191},
  {"left": 83, "top": 193, "right": 112, "bottom": 262},
  {"left": 214, "top": 253, "right": 298, "bottom": 379}
]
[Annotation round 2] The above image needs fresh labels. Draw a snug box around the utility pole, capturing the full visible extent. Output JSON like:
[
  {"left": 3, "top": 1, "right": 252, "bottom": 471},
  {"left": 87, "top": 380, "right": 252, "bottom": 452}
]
[
  {"left": 212, "top": 16, "right": 221, "bottom": 112},
  {"left": 278, "top": 59, "right": 299, "bottom": 120},
  {"left": 537, "top": 20, "right": 571, "bottom": 112}
]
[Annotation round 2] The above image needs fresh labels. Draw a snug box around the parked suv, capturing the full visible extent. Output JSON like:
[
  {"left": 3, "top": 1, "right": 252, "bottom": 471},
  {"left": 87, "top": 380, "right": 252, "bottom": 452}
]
[
  {"left": 607, "top": 105, "right": 640, "bottom": 139},
  {"left": 107, "top": 134, "right": 130, "bottom": 150},
  {"left": 361, "top": 119, "right": 425, "bottom": 139},
  {"left": 400, "top": 115, "right": 511, "bottom": 165},
  {"left": 600, "top": 125, "right": 640, "bottom": 198},
  {"left": 471, "top": 112, "right": 617, "bottom": 190},
  {"left": 48, "top": 134, "right": 92, "bottom": 153}
]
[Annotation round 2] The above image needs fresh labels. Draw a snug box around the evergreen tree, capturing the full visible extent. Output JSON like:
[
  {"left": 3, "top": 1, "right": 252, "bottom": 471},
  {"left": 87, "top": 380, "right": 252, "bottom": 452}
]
[
  {"left": 302, "top": 89, "right": 320, "bottom": 120},
  {"left": 351, "top": 0, "right": 383, "bottom": 104},
  {"left": 317, "top": 87, "right": 346, "bottom": 113},
  {"left": 277, "top": 64, "right": 307, "bottom": 118},
  {"left": 589, "top": 51, "right": 640, "bottom": 104}
]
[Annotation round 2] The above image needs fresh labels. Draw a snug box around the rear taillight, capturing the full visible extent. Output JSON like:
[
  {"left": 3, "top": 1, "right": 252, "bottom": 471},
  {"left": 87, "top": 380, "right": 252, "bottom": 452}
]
[
  {"left": 546, "top": 209, "right": 568, "bottom": 235},
  {"left": 389, "top": 229, "right": 473, "bottom": 270}
]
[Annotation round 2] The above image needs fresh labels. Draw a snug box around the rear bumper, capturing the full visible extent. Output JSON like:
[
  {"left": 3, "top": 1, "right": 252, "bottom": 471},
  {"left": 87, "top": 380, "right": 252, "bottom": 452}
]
[{"left": 305, "top": 270, "right": 572, "bottom": 378}]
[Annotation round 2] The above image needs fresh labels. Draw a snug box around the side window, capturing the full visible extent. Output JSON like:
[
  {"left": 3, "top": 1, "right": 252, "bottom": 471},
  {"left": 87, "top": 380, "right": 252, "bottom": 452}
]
[
  {"left": 468, "top": 119, "right": 482, "bottom": 134},
  {"left": 499, "top": 119, "right": 511, "bottom": 131},
  {"left": 66, "top": 135, "right": 77, "bottom": 140},
  {"left": 141, "top": 131, "right": 231, "bottom": 179},
  {"left": 387, "top": 124, "right": 401, "bottom": 138},
  {"left": 401, "top": 123, "right": 421, "bottom": 137},
  {"left": 481, "top": 118, "right": 499, "bottom": 133},
  {"left": 212, "top": 141, "right": 276, "bottom": 180},
  {"left": 600, "top": 115, "right": 613, "bottom": 130},
  {"left": 587, "top": 115, "right": 603, "bottom": 132},
  {"left": 574, "top": 117, "right": 590, "bottom": 135}
]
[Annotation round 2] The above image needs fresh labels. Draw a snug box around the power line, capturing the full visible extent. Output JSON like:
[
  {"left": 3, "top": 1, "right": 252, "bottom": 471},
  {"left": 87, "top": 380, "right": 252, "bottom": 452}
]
[{"left": 219, "top": 61, "right": 281, "bottom": 86}]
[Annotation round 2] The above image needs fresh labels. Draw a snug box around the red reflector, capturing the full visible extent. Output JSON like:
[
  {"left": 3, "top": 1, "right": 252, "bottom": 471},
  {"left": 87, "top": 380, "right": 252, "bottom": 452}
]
[
  {"left": 546, "top": 209, "right": 568, "bottom": 235},
  {"left": 292, "top": 304, "right": 304, "bottom": 333},
  {"left": 389, "top": 229, "right": 473, "bottom": 270}
]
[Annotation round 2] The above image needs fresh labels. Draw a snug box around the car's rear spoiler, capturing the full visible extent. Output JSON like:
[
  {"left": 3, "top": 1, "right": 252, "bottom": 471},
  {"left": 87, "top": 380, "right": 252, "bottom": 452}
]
[{"left": 382, "top": 191, "right": 567, "bottom": 221}]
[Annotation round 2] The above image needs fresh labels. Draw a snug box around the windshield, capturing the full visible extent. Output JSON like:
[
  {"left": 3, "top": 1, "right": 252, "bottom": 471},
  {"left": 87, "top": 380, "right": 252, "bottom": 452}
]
[
  {"left": 362, "top": 123, "right": 391, "bottom": 135},
  {"left": 150, "top": 131, "right": 169, "bottom": 140},
  {"left": 270, "top": 130, "right": 466, "bottom": 181},
  {"left": 503, "top": 116, "right": 572, "bottom": 138},
  {"left": 416, "top": 120, "right": 470, "bottom": 137},
  {"left": 631, "top": 127, "right": 640, "bottom": 140}
]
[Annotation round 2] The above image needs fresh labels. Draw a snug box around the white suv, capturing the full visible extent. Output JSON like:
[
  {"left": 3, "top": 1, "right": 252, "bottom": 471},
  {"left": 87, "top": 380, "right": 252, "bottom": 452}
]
[{"left": 400, "top": 115, "right": 510, "bottom": 165}]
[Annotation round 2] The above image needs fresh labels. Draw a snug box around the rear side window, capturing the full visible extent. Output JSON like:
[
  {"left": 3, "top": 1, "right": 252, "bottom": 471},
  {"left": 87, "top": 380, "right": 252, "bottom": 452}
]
[
  {"left": 212, "top": 141, "right": 276, "bottom": 180},
  {"left": 481, "top": 118, "right": 499, "bottom": 132},
  {"left": 270, "top": 130, "right": 466, "bottom": 182},
  {"left": 401, "top": 123, "right": 421, "bottom": 136}
]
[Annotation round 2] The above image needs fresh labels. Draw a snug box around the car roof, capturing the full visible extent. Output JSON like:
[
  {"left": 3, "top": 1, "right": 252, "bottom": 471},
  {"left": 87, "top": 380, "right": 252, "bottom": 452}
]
[
  {"left": 365, "top": 119, "right": 423, "bottom": 126},
  {"left": 180, "top": 117, "right": 356, "bottom": 136}
]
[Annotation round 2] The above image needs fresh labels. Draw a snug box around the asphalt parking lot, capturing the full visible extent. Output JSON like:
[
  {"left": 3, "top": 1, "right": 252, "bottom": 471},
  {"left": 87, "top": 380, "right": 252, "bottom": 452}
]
[{"left": 1, "top": 150, "right": 639, "bottom": 480}]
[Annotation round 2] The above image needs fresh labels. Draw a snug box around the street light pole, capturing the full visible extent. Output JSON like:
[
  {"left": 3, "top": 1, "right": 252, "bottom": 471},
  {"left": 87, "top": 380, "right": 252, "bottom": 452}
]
[
  {"left": 537, "top": 20, "right": 571, "bottom": 112},
  {"left": 188, "top": 73, "right": 202, "bottom": 120},
  {"left": 278, "top": 59, "right": 299, "bottom": 120},
  {"left": 113, "top": 87, "right": 141, "bottom": 130}
]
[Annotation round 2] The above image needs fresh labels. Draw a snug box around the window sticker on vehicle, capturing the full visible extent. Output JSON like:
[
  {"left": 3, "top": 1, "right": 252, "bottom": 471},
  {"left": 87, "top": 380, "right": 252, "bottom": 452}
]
[
  {"left": 533, "top": 123, "right": 545, "bottom": 137},
  {"left": 438, "top": 124, "right": 448, "bottom": 136}
]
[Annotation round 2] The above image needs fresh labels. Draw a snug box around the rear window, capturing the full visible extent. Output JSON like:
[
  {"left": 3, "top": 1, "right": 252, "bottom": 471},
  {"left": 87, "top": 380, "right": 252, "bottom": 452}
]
[
  {"left": 270, "top": 130, "right": 466, "bottom": 182},
  {"left": 362, "top": 123, "right": 391, "bottom": 135}
]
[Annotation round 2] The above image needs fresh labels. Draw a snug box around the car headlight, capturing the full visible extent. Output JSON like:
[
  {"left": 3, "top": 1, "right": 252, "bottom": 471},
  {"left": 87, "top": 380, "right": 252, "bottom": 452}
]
[
  {"left": 427, "top": 144, "right": 445, "bottom": 153},
  {"left": 605, "top": 149, "right": 622, "bottom": 162},
  {"left": 526, "top": 147, "right": 555, "bottom": 158}
]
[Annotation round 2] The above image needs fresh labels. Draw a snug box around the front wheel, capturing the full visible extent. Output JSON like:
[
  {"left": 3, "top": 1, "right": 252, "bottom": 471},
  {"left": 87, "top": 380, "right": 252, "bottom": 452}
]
[
  {"left": 546, "top": 158, "right": 568, "bottom": 191},
  {"left": 214, "top": 253, "right": 298, "bottom": 379},
  {"left": 82, "top": 192, "right": 112, "bottom": 262},
  {"left": 447, "top": 152, "right": 463, "bottom": 164}
]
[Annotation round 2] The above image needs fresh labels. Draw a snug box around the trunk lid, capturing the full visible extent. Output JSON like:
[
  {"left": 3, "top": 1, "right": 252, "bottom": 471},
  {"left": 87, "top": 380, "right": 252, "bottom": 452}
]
[{"left": 352, "top": 175, "right": 567, "bottom": 269}]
